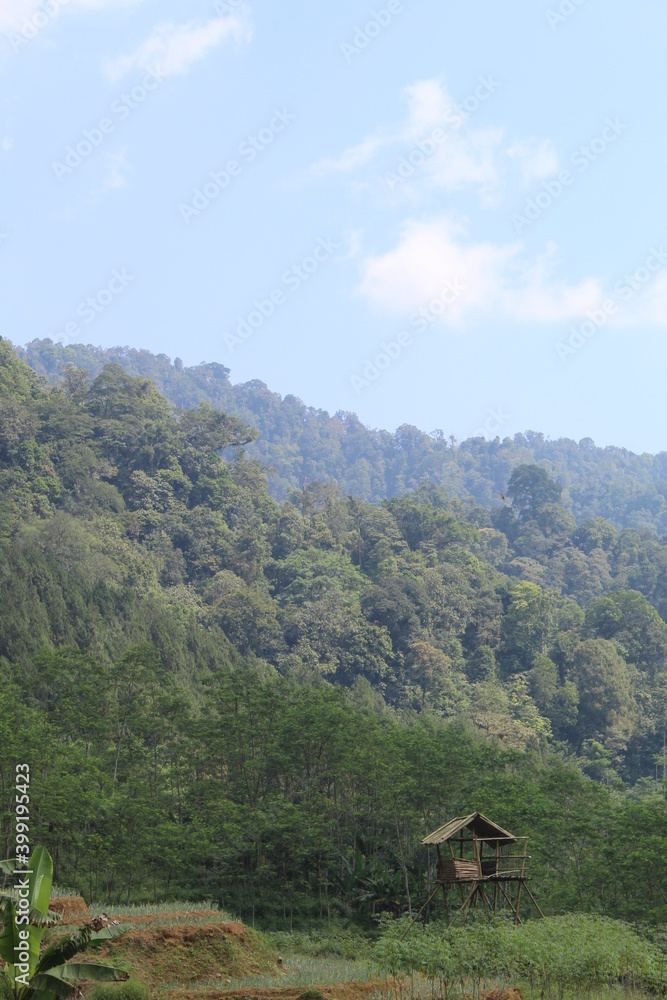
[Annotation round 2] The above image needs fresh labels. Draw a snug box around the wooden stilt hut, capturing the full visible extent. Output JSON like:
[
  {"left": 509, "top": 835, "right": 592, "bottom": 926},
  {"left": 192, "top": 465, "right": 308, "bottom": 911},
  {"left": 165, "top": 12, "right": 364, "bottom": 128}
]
[{"left": 421, "top": 812, "right": 543, "bottom": 925}]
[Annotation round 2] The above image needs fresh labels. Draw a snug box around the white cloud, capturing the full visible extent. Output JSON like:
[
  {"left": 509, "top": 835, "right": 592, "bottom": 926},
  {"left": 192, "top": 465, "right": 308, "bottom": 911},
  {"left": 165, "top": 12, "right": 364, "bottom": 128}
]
[
  {"left": 506, "top": 138, "right": 559, "bottom": 186},
  {"left": 312, "top": 78, "right": 459, "bottom": 176},
  {"left": 357, "top": 217, "right": 604, "bottom": 326},
  {"left": 104, "top": 15, "right": 251, "bottom": 82},
  {"left": 0, "top": 1, "right": 35, "bottom": 32},
  {"left": 312, "top": 132, "right": 391, "bottom": 176},
  {"left": 0, "top": 0, "right": 142, "bottom": 34},
  {"left": 401, "top": 79, "right": 454, "bottom": 141},
  {"left": 312, "top": 77, "right": 557, "bottom": 202},
  {"left": 612, "top": 270, "right": 667, "bottom": 327},
  {"left": 426, "top": 125, "right": 505, "bottom": 198},
  {"left": 2, "top": 137, "right": 13, "bottom": 151}
]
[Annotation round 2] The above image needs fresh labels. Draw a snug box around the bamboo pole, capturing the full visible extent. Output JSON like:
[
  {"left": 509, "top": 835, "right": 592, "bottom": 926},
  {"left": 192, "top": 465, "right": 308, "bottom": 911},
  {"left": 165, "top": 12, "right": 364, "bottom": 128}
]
[
  {"left": 473, "top": 833, "right": 482, "bottom": 879},
  {"left": 446, "top": 882, "right": 477, "bottom": 929},
  {"left": 449, "top": 840, "right": 466, "bottom": 907},
  {"left": 514, "top": 838, "right": 528, "bottom": 924},
  {"left": 523, "top": 883, "right": 546, "bottom": 919},
  {"left": 479, "top": 883, "right": 494, "bottom": 915},
  {"left": 498, "top": 881, "right": 523, "bottom": 925},
  {"left": 399, "top": 885, "right": 441, "bottom": 940},
  {"left": 436, "top": 843, "right": 450, "bottom": 920}
]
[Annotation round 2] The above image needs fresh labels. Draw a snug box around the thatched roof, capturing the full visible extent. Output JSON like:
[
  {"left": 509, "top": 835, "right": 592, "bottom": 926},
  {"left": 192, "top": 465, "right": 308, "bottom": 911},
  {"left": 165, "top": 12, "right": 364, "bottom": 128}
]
[{"left": 422, "top": 811, "right": 516, "bottom": 846}]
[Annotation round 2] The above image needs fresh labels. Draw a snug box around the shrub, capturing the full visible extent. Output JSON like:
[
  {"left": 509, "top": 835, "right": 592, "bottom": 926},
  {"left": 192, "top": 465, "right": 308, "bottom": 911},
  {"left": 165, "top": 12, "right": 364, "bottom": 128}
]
[{"left": 88, "top": 980, "right": 149, "bottom": 1000}]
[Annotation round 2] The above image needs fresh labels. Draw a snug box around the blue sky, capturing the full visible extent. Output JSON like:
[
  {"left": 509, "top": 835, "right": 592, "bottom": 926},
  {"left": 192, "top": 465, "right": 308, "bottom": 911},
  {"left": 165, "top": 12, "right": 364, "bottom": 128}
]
[{"left": 1, "top": 0, "right": 666, "bottom": 451}]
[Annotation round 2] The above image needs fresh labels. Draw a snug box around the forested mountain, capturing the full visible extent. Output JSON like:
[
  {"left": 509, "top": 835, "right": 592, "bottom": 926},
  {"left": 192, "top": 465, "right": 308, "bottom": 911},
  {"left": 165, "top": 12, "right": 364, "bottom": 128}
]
[
  {"left": 17, "top": 337, "right": 667, "bottom": 533},
  {"left": 3, "top": 335, "right": 667, "bottom": 919}
]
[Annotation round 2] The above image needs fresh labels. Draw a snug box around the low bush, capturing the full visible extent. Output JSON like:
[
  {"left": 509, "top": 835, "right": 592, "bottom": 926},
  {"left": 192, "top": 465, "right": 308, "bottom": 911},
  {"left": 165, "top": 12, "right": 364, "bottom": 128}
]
[
  {"left": 374, "top": 913, "right": 664, "bottom": 1000},
  {"left": 88, "top": 979, "right": 150, "bottom": 1000}
]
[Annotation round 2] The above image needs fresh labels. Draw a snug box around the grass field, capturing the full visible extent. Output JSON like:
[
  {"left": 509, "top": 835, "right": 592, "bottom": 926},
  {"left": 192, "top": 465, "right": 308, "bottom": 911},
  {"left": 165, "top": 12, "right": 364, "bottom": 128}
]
[{"left": 45, "top": 897, "right": 666, "bottom": 1000}]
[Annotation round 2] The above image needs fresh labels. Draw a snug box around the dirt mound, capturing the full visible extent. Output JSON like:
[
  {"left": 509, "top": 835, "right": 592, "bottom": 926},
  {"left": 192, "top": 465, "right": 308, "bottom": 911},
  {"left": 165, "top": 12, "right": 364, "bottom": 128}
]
[
  {"left": 50, "top": 896, "right": 90, "bottom": 922},
  {"left": 95, "top": 920, "right": 277, "bottom": 987}
]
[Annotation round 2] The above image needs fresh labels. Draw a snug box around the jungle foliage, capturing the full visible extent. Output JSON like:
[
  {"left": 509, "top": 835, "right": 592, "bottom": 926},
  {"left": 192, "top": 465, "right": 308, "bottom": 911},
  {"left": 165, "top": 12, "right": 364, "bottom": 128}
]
[
  {"left": 18, "top": 337, "right": 667, "bottom": 532},
  {"left": 2, "top": 338, "right": 667, "bottom": 923}
]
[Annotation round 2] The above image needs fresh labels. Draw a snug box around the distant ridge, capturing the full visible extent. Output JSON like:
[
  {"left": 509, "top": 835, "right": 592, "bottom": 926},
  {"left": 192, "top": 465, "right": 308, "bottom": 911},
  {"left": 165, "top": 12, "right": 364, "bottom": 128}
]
[{"left": 16, "top": 337, "right": 667, "bottom": 534}]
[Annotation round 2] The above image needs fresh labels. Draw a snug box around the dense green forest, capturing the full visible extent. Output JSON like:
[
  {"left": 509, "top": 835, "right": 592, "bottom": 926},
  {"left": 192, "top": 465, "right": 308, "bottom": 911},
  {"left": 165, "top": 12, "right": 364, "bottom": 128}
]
[
  {"left": 17, "top": 338, "right": 667, "bottom": 533},
  {"left": 2, "top": 336, "right": 667, "bottom": 924}
]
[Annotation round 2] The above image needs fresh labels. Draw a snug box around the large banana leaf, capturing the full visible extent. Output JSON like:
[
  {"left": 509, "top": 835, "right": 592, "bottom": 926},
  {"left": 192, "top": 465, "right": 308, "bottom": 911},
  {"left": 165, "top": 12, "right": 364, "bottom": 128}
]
[
  {"left": 28, "top": 974, "right": 78, "bottom": 1000},
  {"left": 35, "top": 923, "right": 128, "bottom": 976},
  {"left": 1, "top": 847, "right": 128, "bottom": 1000},
  {"left": 0, "top": 887, "right": 61, "bottom": 925},
  {"left": 0, "top": 848, "right": 54, "bottom": 994},
  {"left": 38, "top": 964, "right": 129, "bottom": 983},
  {"left": 28, "top": 847, "right": 53, "bottom": 918},
  {"left": 21, "top": 848, "right": 53, "bottom": 983},
  {"left": 0, "top": 900, "right": 19, "bottom": 977},
  {"left": 29, "top": 963, "right": 129, "bottom": 1000}
]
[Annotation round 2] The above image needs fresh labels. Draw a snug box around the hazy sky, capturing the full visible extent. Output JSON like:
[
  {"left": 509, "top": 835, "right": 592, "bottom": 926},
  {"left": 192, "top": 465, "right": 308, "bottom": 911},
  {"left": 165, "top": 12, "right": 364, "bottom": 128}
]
[{"left": 2, "top": 0, "right": 666, "bottom": 451}]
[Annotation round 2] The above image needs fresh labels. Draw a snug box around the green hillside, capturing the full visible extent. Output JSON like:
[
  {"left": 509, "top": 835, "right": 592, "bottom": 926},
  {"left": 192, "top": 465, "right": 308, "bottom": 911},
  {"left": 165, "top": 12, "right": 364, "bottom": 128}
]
[
  {"left": 2, "top": 336, "right": 667, "bottom": 926},
  {"left": 17, "top": 337, "right": 667, "bottom": 532}
]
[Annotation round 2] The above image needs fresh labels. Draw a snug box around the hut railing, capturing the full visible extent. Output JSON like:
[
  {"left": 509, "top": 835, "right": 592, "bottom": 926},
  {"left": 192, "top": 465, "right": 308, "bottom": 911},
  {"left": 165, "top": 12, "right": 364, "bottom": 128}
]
[{"left": 437, "top": 850, "right": 531, "bottom": 882}]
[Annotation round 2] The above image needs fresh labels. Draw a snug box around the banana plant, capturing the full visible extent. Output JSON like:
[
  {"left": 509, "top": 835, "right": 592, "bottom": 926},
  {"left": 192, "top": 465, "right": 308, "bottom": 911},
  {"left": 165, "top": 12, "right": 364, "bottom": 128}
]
[
  {"left": 0, "top": 858, "right": 61, "bottom": 929},
  {"left": 0, "top": 848, "right": 129, "bottom": 1000}
]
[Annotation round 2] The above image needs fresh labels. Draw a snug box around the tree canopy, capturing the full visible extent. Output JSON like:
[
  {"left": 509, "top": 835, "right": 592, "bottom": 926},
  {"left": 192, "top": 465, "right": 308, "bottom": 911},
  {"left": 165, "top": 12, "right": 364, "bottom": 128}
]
[{"left": 3, "top": 337, "right": 667, "bottom": 923}]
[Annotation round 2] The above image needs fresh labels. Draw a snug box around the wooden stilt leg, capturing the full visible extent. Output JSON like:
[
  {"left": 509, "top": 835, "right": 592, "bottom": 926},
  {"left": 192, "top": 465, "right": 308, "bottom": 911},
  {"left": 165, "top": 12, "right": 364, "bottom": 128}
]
[
  {"left": 466, "top": 884, "right": 475, "bottom": 923},
  {"left": 399, "top": 885, "right": 441, "bottom": 940},
  {"left": 447, "top": 883, "right": 476, "bottom": 929},
  {"left": 514, "top": 839, "right": 528, "bottom": 925},
  {"left": 523, "top": 883, "right": 545, "bottom": 919},
  {"left": 497, "top": 882, "right": 522, "bottom": 925},
  {"left": 442, "top": 883, "right": 450, "bottom": 924},
  {"left": 479, "top": 884, "right": 493, "bottom": 915}
]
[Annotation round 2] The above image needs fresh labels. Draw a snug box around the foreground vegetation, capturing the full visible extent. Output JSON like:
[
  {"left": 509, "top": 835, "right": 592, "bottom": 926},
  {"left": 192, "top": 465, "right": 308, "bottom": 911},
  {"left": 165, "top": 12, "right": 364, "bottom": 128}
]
[
  {"left": 374, "top": 914, "right": 665, "bottom": 1000},
  {"left": 27, "top": 902, "right": 667, "bottom": 1000},
  {"left": 0, "top": 848, "right": 127, "bottom": 1000}
]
